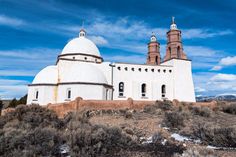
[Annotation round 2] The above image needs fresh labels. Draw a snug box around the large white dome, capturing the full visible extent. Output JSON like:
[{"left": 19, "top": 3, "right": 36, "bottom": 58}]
[
  {"left": 32, "top": 65, "right": 58, "bottom": 84},
  {"left": 61, "top": 36, "right": 101, "bottom": 57},
  {"left": 60, "top": 62, "right": 107, "bottom": 84}
]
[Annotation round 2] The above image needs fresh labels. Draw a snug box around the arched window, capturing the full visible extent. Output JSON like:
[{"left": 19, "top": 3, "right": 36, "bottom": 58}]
[
  {"left": 35, "top": 90, "right": 39, "bottom": 100},
  {"left": 155, "top": 56, "right": 158, "bottom": 64},
  {"left": 119, "top": 82, "right": 124, "bottom": 96},
  {"left": 67, "top": 88, "right": 71, "bottom": 99},
  {"left": 105, "top": 89, "right": 109, "bottom": 100},
  {"left": 177, "top": 46, "right": 181, "bottom": 58},
  {"left": 169, "top": 47, "right": 171, "bottom": 56},
  {"left": 141, "top": 83, "right": 146, "bottom": 97},
  {"left": 161, "top": 85, "right": 166, "bottom": 98}
]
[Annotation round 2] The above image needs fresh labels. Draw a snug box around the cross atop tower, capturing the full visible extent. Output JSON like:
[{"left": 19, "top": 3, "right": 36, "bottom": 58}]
[
  {"left": 172, "top": 16, "right": 175, "bottom": 24},
  {"left": 170, "top": 16, "right": 178, "bottom": 30}
]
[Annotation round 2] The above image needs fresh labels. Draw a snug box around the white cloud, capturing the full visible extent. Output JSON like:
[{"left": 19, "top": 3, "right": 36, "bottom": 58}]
[
  {"left": 193, "top": 72, "right": 236, "bottom": 96},
  {"left": 220, "top": 56, "right": 236, "bottom": 66},
  {"left": 0, "top": 48, "right": 59, "bottom": 77},
  {"left": 0, "top": 70, "right": 37, "bottom": 76},
  {"left": 211, "top": 56, "right": 236, "bottom": 71},
  {"left": 0, "top": 15, "right": 26, "bottom": 27},
  {"left": 211, "top": 65, "right": 222, "bottom": 71},
  {"left": 210, "top": 73, "right": 236, "bottom": 81},
  {"left": 182, "top": 29, "right": 233, "bottom": 39},
  {"left": 184, "top": 46, "right": 217, "bottom": 57},
  {"left": 0, "top": 48, "right": 60, "bottom": 59},
  {"left": 0, "top": 79, "right": 29, "bottom": 99},
  {"left": 90, "top": 36, "right": 108, "bottom": 45},
  {"left": 195, "top": 87, "right": 206, "bottom": 92},
  {"left": 182, "top": 45, "right": 223, "bottom": 70}
]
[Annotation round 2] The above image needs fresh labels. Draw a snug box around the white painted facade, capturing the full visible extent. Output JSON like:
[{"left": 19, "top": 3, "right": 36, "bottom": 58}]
[{"left": 27, "top": 28, "right": 196, "bottom": 105}]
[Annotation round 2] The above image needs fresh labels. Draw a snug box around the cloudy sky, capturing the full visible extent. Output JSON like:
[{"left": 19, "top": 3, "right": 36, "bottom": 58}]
[{"left": 0, "top": 0, "right": 236, "bottom": 99}]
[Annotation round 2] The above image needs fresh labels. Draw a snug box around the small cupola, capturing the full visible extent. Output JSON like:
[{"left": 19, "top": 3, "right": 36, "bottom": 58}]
[
  {"left": 79, "top": 29, "right": 86, "bottom": 37},
  {"left": 170, "top": 16, "right": 178, "bottom": 30},
  {"left": 150, "top": 32, "right": 157, "bottom": 42}
]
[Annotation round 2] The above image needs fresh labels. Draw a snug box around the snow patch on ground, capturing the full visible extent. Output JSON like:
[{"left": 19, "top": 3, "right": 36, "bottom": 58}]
[
  {"left": 141, "top": 136, "right": 153, "bottom": 144},
  {"left": 171, "top": 133, "right": 190, "bottom": 142},
  {"left": 59, "top": 144, "right": 70, "bottom": 157},
  {"left": 161, "top": 139, "right": 167, "bottom": 145},
  {"left": 207, "top": 145, "right": 236, "bottom": 150}
]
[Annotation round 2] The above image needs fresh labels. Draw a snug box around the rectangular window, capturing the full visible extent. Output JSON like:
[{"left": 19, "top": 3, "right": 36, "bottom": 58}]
[
  {"left": 141, "top": 83, "right": 146, "bottom": 97},
  {"left": 67, "top": 89, "right": 71, "bottom": 99},
  {"left": 35, "top": 90, "right": 39, "bottom": 100}
]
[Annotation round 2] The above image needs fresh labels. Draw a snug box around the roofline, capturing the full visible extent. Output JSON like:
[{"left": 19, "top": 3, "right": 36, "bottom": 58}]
[
  {"left": 28, "top": 82, "right": 113, "bottom": 88},
  {"left": 114, "top": 62, "right": 173, "bottom": 67},
  {"left": 56, "top": 58, "right": 103, "bottom": 64},
  {"left": 56, "top": 53, "right": 103, "bottom": 64},
  {"left": 58, "top": 52, "right": 103, "bottom": 60},
  {"left": 161, "top": 58, "right": 191, "bottom": 64}
]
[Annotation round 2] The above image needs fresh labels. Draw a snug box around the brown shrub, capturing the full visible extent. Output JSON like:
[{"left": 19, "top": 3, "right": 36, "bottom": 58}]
[
  {"left": 193, "top": 122, "right": 236, "bottom": 147},
  {"left": 174, "top": 146, "right": 216, "bottom": 157},
  {"left": 222, "top": 103, "right": 236, "bottom": 115},
  {"left": 156, "top": 100, "right": 173, "bottom": 111},
  {"left": 0, "top": 127, "right": 64, "bottom": 157},
  {"left": 163, "top": 111, "right": 189, "bottom": 129},
  {"left": 143, "top": 100, "right": 173, "bottom": 115},
  {"left": 191, "top": 106, "right": 212, "bottom": 117}
]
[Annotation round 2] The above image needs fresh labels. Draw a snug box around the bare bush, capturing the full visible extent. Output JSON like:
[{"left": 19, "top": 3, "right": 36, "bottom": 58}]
[
  {"left": 156, "top": 100, "right": 173, "bottom": 111},
  {"left": 222, "top": 103, "right": 236, "bottom": 115},
  {"left": 163, "top": 111, "right": 189, "bottom": 129},
  {"left": 174, "top": 146, "right": 216, "bottom": 157},
  {"left": 143, "top": 105, "right": 159, "bottom": 114},
  {"left": 193, "top": 122, "right": 236, "bottom": 147},
  {"left": 191, "top": 106, "right": 211, "bottom": 117},
  {"left": 143, "top": 100, "right": 173, "bottom": 115}
]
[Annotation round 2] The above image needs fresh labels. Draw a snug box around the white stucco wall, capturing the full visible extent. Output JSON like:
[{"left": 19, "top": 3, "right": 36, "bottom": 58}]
[
  {"left": 57, "top": 84, "right": 111, "bottom": 102},
  {"left": 111, "top": 63, "right": 174, "bottom": 101},
  {"left": 162, "top": 59, "right": 196, "bottom": 102},
  {"left": 27, "top": 85, "right": 57, "bottom": 105}
]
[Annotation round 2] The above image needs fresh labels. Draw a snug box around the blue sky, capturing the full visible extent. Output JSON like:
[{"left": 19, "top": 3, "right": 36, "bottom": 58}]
[{"left": 0, "top": 0, "right": 236, "bottom": 99}]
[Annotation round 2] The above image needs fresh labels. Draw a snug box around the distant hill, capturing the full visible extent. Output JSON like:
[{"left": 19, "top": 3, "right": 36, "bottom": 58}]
[
  {"left": 196, "top": 94, "right": 236, "bottom": 102},
  {"left": 2, "top": 100, "right": 11, "bottom": 106}
]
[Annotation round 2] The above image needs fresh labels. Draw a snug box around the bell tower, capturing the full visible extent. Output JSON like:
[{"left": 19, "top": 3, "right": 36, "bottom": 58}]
[
  {"left": 164, "top": 17, "right": 187, "bottom": 61},
  {"left": 146, "top": 33, "right": 161, "bottom": 65}
]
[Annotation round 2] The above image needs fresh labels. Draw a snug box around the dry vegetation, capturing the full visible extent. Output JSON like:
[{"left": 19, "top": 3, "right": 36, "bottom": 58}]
[{"left": 1, "top": 101, "right": 236, "bottom": 156}]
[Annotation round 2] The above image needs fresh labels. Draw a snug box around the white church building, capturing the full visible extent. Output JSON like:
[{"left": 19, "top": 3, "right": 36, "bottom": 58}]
[{"left": 27, "top": 19, "right": 196, "bottom": 105}]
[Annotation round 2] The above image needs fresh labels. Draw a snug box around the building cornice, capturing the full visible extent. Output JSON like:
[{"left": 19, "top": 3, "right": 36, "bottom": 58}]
[
  {"left": 114, "top": 62, "right": 173, "bottom": 67},
  {"left": 28, "top": 82, "right": 113, "bottom": 88},
  {"left": 58, "top": 52, "right": 103, "bottom": 60},
  {"left": 161, "top": 58, "right": 191, "bottom": 64}
]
